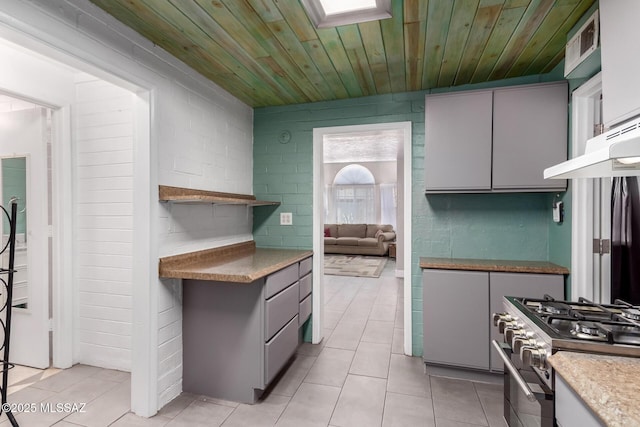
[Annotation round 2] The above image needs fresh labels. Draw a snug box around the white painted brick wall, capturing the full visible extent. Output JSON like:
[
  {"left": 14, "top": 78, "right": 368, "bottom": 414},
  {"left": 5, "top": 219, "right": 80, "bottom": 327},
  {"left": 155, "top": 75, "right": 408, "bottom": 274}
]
[
  {"left": 74, "top": 75, "right": 134, "bottom": 371},
  {"left": 155, "top": 79, "right": 253, "bottom": 407},
  {"left": 8, "top": 0, "right": 255, "bottom": 412}
]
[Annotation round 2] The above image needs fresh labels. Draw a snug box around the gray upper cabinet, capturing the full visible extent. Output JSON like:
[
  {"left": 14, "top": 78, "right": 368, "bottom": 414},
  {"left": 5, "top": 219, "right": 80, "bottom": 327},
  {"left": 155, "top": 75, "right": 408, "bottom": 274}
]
[
  {"left": 424, "top": 82, "right": 568, "bottom": 193},
  {"left": 492, "top": 83, "right": 568, "bottom": 190},
  {"left": 425, "top": 90, "right": 493, "bottom": 192},
  {"left": 600, "top": 0, "right": 640, "bottom": 127}
]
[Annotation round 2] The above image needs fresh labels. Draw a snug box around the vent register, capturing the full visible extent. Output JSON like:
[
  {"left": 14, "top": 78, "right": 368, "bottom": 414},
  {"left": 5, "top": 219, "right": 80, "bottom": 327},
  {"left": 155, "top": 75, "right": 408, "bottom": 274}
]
[{"left": 565, "top": 10, "right": 599, "bottom": 76}]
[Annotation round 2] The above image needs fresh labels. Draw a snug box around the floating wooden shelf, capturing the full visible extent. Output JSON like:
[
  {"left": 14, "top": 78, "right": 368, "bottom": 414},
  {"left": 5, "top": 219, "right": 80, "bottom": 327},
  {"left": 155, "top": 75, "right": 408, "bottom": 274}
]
[{"left": 159, "top": 185, "right": 280, "bottom": 206}]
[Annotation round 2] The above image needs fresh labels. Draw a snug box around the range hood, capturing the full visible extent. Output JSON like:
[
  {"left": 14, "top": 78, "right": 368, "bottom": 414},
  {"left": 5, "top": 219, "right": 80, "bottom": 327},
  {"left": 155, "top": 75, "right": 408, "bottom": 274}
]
[{"left": 544, "top": 117, "right": 640, "bottom": 179}]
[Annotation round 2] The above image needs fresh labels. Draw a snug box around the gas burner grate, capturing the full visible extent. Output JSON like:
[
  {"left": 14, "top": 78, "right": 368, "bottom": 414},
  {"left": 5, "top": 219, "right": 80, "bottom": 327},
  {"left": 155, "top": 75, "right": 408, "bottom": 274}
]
[
  {"left": 574, "top": 321, "right": 600, "bottom": 336},
  {"left": 538, "top": 301, "right": 572, "bottom": 315},
  {"left": 622, "top": 308, "right": 640, "bottom": 321},
  {"left": 570, "top": 321, "right": 615, "bottom": 343},
  {"left": 505, "top": 296, "right": 640, "bottom": 356},
  {"left": 579, "top": 297, "right": 640, "bottom": 329}
]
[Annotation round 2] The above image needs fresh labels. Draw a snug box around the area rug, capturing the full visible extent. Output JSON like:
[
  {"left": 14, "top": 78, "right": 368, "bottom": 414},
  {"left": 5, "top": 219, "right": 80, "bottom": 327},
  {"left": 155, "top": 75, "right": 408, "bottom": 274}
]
[{"left": 324, "top": 255, "right": 387, "bottom": 278}]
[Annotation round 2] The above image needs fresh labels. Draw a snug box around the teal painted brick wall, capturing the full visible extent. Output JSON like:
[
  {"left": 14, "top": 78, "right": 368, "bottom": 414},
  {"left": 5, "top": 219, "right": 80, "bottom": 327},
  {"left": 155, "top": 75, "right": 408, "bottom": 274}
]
[
  {"left": 2, "top": 157, "right": 27, "bottom": 234},
  {"left": 254, "top": 72, "right": 569, "bottom": 356}
]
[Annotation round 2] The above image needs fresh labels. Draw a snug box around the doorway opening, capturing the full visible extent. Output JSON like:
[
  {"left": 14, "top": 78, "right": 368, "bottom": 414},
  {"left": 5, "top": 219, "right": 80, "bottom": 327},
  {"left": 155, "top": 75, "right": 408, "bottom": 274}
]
[
  {"left": 312, "top": 122, "right": 412, "bottom": 354},
  {"left": 325, "top": 136, "right": 397, "bottom": 233},
  {"left": 0, "top": 29, "right": 154, "bottom": 414},
  {"left": 571, "top": 72, "right": 611, "bottom": 302},
  {"left": 0, "top": 95, "right": 52, "bottom": 369}
]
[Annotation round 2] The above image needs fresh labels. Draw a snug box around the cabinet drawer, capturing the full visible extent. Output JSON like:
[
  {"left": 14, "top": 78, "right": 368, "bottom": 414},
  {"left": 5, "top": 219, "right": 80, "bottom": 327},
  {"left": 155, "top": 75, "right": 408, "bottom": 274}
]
[
  {"left": 264, "top": 315, "right": 299, "bottom": 385},
  {"left": 265, "top": 263, "right": 299, "bottom": 299},
  {"left": 299, "top": 273, "right": 312, "bottom": 301},
  {"left": 265, "top": 282, "right": 299, "bottom": 341},
  {"left": 299, "top": 256, "right": 312, "bottom": 276},
  {"left": 299, "top": 294, "right": 312, "bottom": 326}
]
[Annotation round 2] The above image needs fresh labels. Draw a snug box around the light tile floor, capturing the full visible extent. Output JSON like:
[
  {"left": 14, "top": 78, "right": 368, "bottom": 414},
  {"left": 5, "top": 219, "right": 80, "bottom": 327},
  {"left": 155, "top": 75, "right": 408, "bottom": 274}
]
[{"left": 0, "top": 259, "right": 506, "bottom": 426}]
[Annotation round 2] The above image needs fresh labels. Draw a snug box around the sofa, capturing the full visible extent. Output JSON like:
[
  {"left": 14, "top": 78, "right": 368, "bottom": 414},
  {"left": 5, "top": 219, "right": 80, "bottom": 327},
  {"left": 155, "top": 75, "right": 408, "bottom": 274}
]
[{"left": 324, "top": 224, "right": 396, "bottom": 256}]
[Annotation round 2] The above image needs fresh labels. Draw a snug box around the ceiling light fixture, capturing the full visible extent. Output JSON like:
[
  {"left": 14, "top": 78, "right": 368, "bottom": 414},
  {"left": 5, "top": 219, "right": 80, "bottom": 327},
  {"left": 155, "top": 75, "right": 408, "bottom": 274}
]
[{"left": 301, "top": 0, "right": 392, "bottom": 28}]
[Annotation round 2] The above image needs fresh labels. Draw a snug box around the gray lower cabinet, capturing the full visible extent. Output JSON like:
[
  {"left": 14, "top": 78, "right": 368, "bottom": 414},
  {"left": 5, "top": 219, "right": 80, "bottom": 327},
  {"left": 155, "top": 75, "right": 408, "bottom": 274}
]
[
  {"left": 423, "top": 269, "right": 564, "bottom": 371},
  {"left": 182, "top": 256, "right": 312, "bottom": 403},
  {"left": 423, "top": 270, "right": 490, "bottom": 370},
  {"left": 555, "top": 375, "right": 603, "bottom": 427}
]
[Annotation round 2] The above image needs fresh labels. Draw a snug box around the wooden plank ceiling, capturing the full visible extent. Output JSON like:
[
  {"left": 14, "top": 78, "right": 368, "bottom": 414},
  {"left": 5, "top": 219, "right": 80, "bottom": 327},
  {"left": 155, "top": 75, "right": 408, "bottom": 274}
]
[{"left": 89, "top": 0, "right": 595, "bottom": 107}]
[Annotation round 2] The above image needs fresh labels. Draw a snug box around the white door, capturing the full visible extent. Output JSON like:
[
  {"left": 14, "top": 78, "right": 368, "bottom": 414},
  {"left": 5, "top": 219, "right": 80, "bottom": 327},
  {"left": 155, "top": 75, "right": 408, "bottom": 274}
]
[
  {"left": 0, "top": 106, "right": 50, "bottom": 368},
  {"left": 592, "top": 94, "right": 612, "bottom": 303},
  {"left": 571, "top": 73, "right": 612, "bottom": 304}
]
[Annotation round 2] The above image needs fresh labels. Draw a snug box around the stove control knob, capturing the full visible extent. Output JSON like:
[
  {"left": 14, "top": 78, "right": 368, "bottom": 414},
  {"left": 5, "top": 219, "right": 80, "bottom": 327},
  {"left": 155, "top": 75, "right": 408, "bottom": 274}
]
[
  {"left": 538, "top": 352, "right": 549, "bottom": 370},
  {"left": 521, "top": 346, "right": 546, "bottom": 369},
  {"left": 504, "top": 327, "right": 525, "bottom": 344},
  {"left": 498, "top": 320, "right": 516, "bottom": 334},
  {"left": 492, "top": 313, "right": 510, "bottom": 327},
  {"left": 513, "top": 337, "right": 535, "bottom": 353}
]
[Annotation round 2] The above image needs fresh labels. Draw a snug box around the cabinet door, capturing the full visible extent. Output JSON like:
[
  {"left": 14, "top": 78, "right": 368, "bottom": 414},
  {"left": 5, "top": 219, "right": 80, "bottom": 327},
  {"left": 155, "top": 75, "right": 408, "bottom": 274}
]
[
  {"left": 556, "top": 375, "right": 603, "bottom": 427},
  {"left": 489, "top": 272, "right": 564, "bottom": 371},
  {"left": 600, "top": 0, "right": 640, "bottom": 127},
  {"left": 425, "top": 91, "right": 493, "bottom": 192},
  {"left": 492, "top": 82, "right": 568, "bottom": 190},
  {"left": 423, "top": 270, "right": 489, "bottom": 370}
]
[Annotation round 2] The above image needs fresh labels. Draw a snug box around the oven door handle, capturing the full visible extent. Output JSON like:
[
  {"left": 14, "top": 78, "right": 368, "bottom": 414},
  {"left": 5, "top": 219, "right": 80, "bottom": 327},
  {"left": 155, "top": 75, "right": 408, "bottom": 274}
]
[{"left": 491, "top": 340, "right": 538, "bottom": 402}]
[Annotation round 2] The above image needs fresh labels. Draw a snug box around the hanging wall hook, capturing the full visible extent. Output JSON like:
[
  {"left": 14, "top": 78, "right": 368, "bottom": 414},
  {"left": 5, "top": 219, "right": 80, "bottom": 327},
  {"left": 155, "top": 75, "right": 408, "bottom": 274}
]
[{"left": 552, "top": 194, "right": 564, "bottom": 224}]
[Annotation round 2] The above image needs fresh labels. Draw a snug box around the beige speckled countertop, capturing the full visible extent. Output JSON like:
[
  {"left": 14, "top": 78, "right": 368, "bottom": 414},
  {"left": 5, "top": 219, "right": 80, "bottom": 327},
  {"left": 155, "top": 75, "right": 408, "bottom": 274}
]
[
  {"left": 159, "top": 241, "right": 313, "bottom": 283},
  {"left": 419, "top": 257, "right": 569, "bottom": 275},
  {"left": 549, "top": 352, "right": 640, "bottom": 426}
]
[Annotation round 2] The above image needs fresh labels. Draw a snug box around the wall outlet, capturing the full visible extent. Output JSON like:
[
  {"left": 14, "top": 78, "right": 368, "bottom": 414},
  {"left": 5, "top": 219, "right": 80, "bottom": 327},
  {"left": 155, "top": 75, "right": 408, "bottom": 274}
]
[{"left": 280, "top": 212, "right": 293, "bottom": 225}]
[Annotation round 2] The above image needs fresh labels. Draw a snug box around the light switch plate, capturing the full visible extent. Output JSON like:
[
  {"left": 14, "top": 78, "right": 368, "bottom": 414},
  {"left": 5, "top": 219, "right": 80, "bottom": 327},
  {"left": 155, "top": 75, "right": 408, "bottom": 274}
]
[{"left": 280, "top": 212, "right": 293, "bottom": 225}]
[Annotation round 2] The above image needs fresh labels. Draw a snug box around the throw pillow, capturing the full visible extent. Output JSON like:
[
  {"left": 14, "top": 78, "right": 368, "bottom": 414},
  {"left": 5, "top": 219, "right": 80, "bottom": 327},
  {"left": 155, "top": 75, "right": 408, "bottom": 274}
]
[
  {"left": 324, "top": 227, "right": 331, "bottom": 237},
  {"left": 375, "top": 229, "right": 383, "bottom": 239}
]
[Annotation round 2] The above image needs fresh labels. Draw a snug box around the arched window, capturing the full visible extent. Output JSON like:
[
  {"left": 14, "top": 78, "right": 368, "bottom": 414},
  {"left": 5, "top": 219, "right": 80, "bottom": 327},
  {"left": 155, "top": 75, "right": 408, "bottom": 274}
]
[
  {"left": 333, "top": 164, "right": 375, "bottom": 185},
  {"left": 329, "top": 164, "right": 376, "bottom": 224}
]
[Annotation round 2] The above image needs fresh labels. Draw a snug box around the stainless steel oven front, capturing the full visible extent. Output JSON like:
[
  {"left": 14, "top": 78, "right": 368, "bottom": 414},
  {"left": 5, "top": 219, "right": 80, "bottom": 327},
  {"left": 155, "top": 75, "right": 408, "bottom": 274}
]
[
  {"left": 492, "top": 340, "right": 553, "bottom": 426},
  {"left": 495, "top": 294, "right": 640, "bottom": 426},
  {"left": 493, "top": 307, "right": 555, "bottom": 427}
]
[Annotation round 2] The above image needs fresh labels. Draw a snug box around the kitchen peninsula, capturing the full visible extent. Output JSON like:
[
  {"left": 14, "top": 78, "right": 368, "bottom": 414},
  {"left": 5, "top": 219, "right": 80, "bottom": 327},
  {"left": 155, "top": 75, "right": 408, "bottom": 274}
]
[
  {"left": 550, "top": 351, "right": 640, "bottom": 426},
  {"left": 160, "top": 241, "right": 313, "bottom": 403}
]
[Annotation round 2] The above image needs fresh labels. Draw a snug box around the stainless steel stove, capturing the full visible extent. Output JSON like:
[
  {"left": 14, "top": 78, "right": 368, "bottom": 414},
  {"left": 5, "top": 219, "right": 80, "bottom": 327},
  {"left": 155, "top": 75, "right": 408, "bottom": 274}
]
[{"left": 492, "top": 295, "right": 640, "bottom": 427}]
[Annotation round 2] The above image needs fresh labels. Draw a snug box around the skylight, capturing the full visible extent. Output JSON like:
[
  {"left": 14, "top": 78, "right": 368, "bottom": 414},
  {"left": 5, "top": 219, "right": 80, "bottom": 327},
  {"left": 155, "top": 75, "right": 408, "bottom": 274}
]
[
  {"left": 322, "top": 0, "right": 377, "bottom": 15},
  {"left": 301, "top": 0, "right": 392, "bottom": 28}
]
